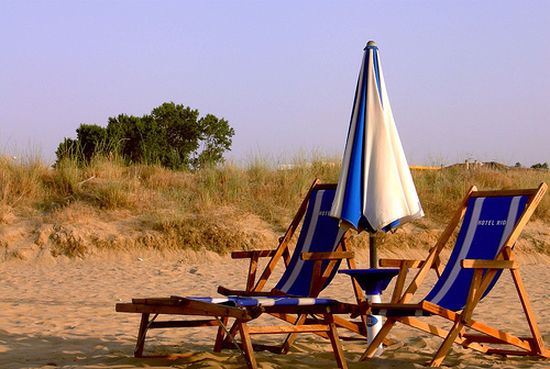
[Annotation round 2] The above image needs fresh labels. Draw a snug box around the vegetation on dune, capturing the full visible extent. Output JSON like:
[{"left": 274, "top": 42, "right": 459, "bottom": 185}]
[
  {"left": 1, "top": 154, "right": 550, "bottom": 258},
  {"left": 55, "top": 102, "right": 235, "bottom": 170}
]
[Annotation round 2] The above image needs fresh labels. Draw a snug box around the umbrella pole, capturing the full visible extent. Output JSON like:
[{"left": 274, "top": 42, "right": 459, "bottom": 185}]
[{"left": 369, "top": 233, "right": 377, "bottom": 268}]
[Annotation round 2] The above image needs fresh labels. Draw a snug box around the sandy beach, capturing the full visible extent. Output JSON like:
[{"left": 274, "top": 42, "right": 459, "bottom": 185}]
[{"left": 0, "top": 248, "right": 547, "bottom": 369}]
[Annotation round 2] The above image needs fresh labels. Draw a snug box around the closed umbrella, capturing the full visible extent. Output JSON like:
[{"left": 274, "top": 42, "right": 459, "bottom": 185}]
[
  {"left": 331, "top": 41, "right": 424, "bottom": 354},
  {"left": 331, "top": 40, "right": 424, "bottom": 266}
]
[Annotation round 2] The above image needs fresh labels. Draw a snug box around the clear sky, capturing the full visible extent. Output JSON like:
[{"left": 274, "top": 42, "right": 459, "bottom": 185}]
[{"left": 1, "top": 0, "right": 549, "bottom": 166}]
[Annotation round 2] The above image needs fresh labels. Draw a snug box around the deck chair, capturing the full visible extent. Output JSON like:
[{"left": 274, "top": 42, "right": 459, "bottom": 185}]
[
  {"left": 216, "top": 179, "right": 367, "bottom": 349},
  {"left": 116, "top": 179, "right": 365, "bottom": 368},
  {"left": 360, "top": 183, "right": 549, "bottom": 367},
  {"left": 117, "top": 296, "right": 356, "bottom": 369}
]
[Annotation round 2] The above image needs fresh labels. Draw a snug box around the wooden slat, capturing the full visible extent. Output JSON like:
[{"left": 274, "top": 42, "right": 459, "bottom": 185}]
[
  {"left": 391, "top": 265, "right": 409, "bottom": 303},
  {"left": 280, "top": 314, "right": 308, "bottom": 354},
  {"left": 400, "top": 317, "right": 450, "bottom": 339},
  {"left": 467, "top": 319, "right": 534, "bottom": 351},
  {"left": 430, "top": 320, "right": 464, "bottom": 367},
  {"left": 282, "top": 247, "right": 291, "bottom": 267},
  {"left": 310, "top": 260, "right": 322, "bottom": 296},
  {"left": 471, "top": 187, "right": 542, "bottom": 198},
  {"left": 134, "top": 313, "right": 149, "bottom": 357},
  {"left": 246, "top": 253, "right": 259, "bottom": 291},
  {"left": 247, "top": 324, "right": 330, "bottom": 335},
  {"left": 461, "top": 268, "right": 483, "bottom": 324},
  {"left": 421, "top": 301, "right": 460, "bottom": 321},
  {"left": 509, "top": 259, "right": 546, "bottom": 353},
  {"left": 261, "top": 302, "right": 354, "bottom": 316},
  {"left": 238, "top": 322, "right": 257, "bottom": 369},
  {"left": 360, "top": 319, "right": 397, "bottom": 360},
  {"left": 300, "top": 251, "right": 355, "bottom": 261},
  {"left": 370, "top": 302, "right": 424, "bottom": 313},
  {"left": 462, "top": 333, "right": 535, "bottom": 344},
  {"left": 217, "top": 287, "right": 286, "bottom": 297},
  {"left": 379, "top": 258, "right": 424, "bottom": 268},
  {"left": 485, "top": 349, "right": 535, "bottom": 356},
  {"left": 332, "top": 315, "right": 363, "bottom": 335},
  {"left": 231, "top": 249, "right": 276, "bottom": 259},
  {"left": 324, "top": 313, "right": 349, "bottom": 369},
  {"left": 313, "top": 183, "right": 338, "bottom": 190},
  {"left": 213, "top": 316, "right": 228, "bottom": 352},
  {"left": 148, "top": 319, "right": 218, "bottom": 329},
  {"left": 400, "top": 317, "right": 488, "bottom": 354},
  {"left": 461, "top": 259, "right": 518, "bottom": 269},
  {"left": 115, "top": 300, "right": 252, "bottom": 320},
  {"left": 270, "top": 313, "right": 330, "bottom": 339},
  {"left": 131, "top": 297, "right": 177, "bottom": 305},
  {"left": 343, "top": 238, "right": 368, "bottom": 336}
]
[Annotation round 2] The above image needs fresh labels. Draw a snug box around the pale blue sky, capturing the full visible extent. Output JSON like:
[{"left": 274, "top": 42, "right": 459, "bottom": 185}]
[{"left": 1, "top": 0, "right": 549, "bottom": 166}]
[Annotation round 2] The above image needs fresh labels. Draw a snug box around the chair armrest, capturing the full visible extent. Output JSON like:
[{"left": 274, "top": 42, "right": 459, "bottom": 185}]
[
  {"left": 379, "top": 257, "right": 443, "bottom": 304},
  {"left": 298, "top": 251, "right": 355, "bottom": 297},
  {"left": 231, "top": 249, "right": 276, "bottom": 259},
  {"left": 380, "top": 257, "right": 443, "bottom": 277},
  {"left": 379, "top": 258, "right": 425, "bottom": 268},
  {"left": 461, "top": 259, "right": 518, "bottom": 269},
  {"left": 217, "top": 286, "right": 288, "bottom": 296},
  {"left": 300, "top": 251, "right": 355, "bottom": 261}
]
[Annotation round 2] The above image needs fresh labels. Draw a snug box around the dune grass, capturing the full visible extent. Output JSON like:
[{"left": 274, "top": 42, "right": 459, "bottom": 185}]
[{"left": 1, "top": 154, "right": 549, "bottom": 257}]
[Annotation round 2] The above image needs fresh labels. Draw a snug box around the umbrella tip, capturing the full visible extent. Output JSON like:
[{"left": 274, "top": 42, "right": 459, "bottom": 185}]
[{"left": 365, "top": 40, "right": 378, "bottom": 50}]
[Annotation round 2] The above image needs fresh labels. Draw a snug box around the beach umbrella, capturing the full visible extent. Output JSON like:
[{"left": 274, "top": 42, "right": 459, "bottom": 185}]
[{"left": 330, "top": 41, "right": 424, "bottom": 268}]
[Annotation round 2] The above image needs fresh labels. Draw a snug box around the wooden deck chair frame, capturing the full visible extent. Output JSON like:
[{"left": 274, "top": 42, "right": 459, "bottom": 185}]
[
  {"left": 116, "top": 296, "right": 356, "bottom": 369},
  {"left": 216, "top": 179, "right": 367, "bottom": 352},
  {"left": 360, "top": 183, "right": 549, "bottom": 367}
]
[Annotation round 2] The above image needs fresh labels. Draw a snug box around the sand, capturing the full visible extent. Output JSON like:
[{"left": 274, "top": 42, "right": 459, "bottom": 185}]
[{"left": 0, "top": 249, "right": 548, "bottom": 369}]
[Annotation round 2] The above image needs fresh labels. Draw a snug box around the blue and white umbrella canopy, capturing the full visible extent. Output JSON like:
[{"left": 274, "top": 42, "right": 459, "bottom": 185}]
[{"left": 330, "top": 41, "right": 424, "bottom": 234}]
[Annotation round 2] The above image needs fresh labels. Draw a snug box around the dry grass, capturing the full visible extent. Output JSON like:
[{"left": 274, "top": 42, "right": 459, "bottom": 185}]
[
  {"left": 413, "top": 166, "right": 550, "bottom": 221},
  {"left": 1, "top": 154, "right": 549, "bottom": 258}
]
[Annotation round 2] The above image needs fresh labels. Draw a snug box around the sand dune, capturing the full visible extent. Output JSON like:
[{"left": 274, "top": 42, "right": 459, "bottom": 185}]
[{"left": 0, "top": 249, "right": 548, "bottom": 369}]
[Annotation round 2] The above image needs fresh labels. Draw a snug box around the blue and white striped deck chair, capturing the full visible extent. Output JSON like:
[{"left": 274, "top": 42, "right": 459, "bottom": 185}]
[
  {"left": 215, "top": 179, "right": 366, "bottom": 350},
  {"left": 361, "top": 183, "right": 549, "bottom": 367}
]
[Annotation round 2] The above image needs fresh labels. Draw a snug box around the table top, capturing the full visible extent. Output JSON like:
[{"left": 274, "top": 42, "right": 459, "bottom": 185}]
[{"left": 339, "top": 268, "right": 400, "bottom": 295}]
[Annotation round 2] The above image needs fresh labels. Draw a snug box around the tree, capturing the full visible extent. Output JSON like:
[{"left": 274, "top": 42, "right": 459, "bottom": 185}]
[
  {"left": 150, "top": 103, "right": 201, "bottom": 169},
  {"left": 55, "top": 102, "right": 235, "bottom": 169},
  {"left": 75, "top": 124, "right": 108, "bottom": 162},
  {"left": 194, "top": 114, "right": 235, "bottom": 168},
  {"left": 530, "top": 162, "right": 549, "bottom": 170}
]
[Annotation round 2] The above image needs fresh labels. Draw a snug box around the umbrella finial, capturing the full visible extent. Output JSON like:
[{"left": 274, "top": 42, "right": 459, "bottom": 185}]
[{"left": 365, "top": 40, "right": 378, "bottom": 50}]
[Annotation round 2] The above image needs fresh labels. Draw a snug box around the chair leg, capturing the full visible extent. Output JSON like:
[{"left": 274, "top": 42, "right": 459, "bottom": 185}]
[
  {"left": 325, "top": 313, "right": 349, "bottom": 369},
  {"left": 134, "top": 313, "right": 150, "bottom": 357},
  {"left": 214, "top": 316, "right": 229, "bottom": 352},
  {"left": 360, "top": 318, "right": 396, "bottom": 360},
  {"left": 239, "top": 322, "right": 258, "bottom": 369},
  {"left": 429, "top": 320, "right": 463, "bottom": 367},
  {"left": 221, "top": 320, "right": 241, "bottom": 349},
  {"left": 280, "top": 313, "right": 308, "bottom": 354}
]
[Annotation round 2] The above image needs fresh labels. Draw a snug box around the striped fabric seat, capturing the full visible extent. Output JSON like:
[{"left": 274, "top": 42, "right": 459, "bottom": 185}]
[
  {"left": 424, "top": 194, "right": 529, "bottom": 311},
  {"left": 189, "top": 296, "right": 338, "bottom": 307},
  {"left": 372, "top": 194, "right": 530, "bottom": 317}
]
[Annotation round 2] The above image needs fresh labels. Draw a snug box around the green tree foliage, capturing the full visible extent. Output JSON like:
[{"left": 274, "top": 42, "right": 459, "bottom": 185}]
[
  {"left": 531, "top": 162, "right": 549, "bottom": 170},
  {"left": 56, "top": 103, "right": 235, "bottom": 169}
]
